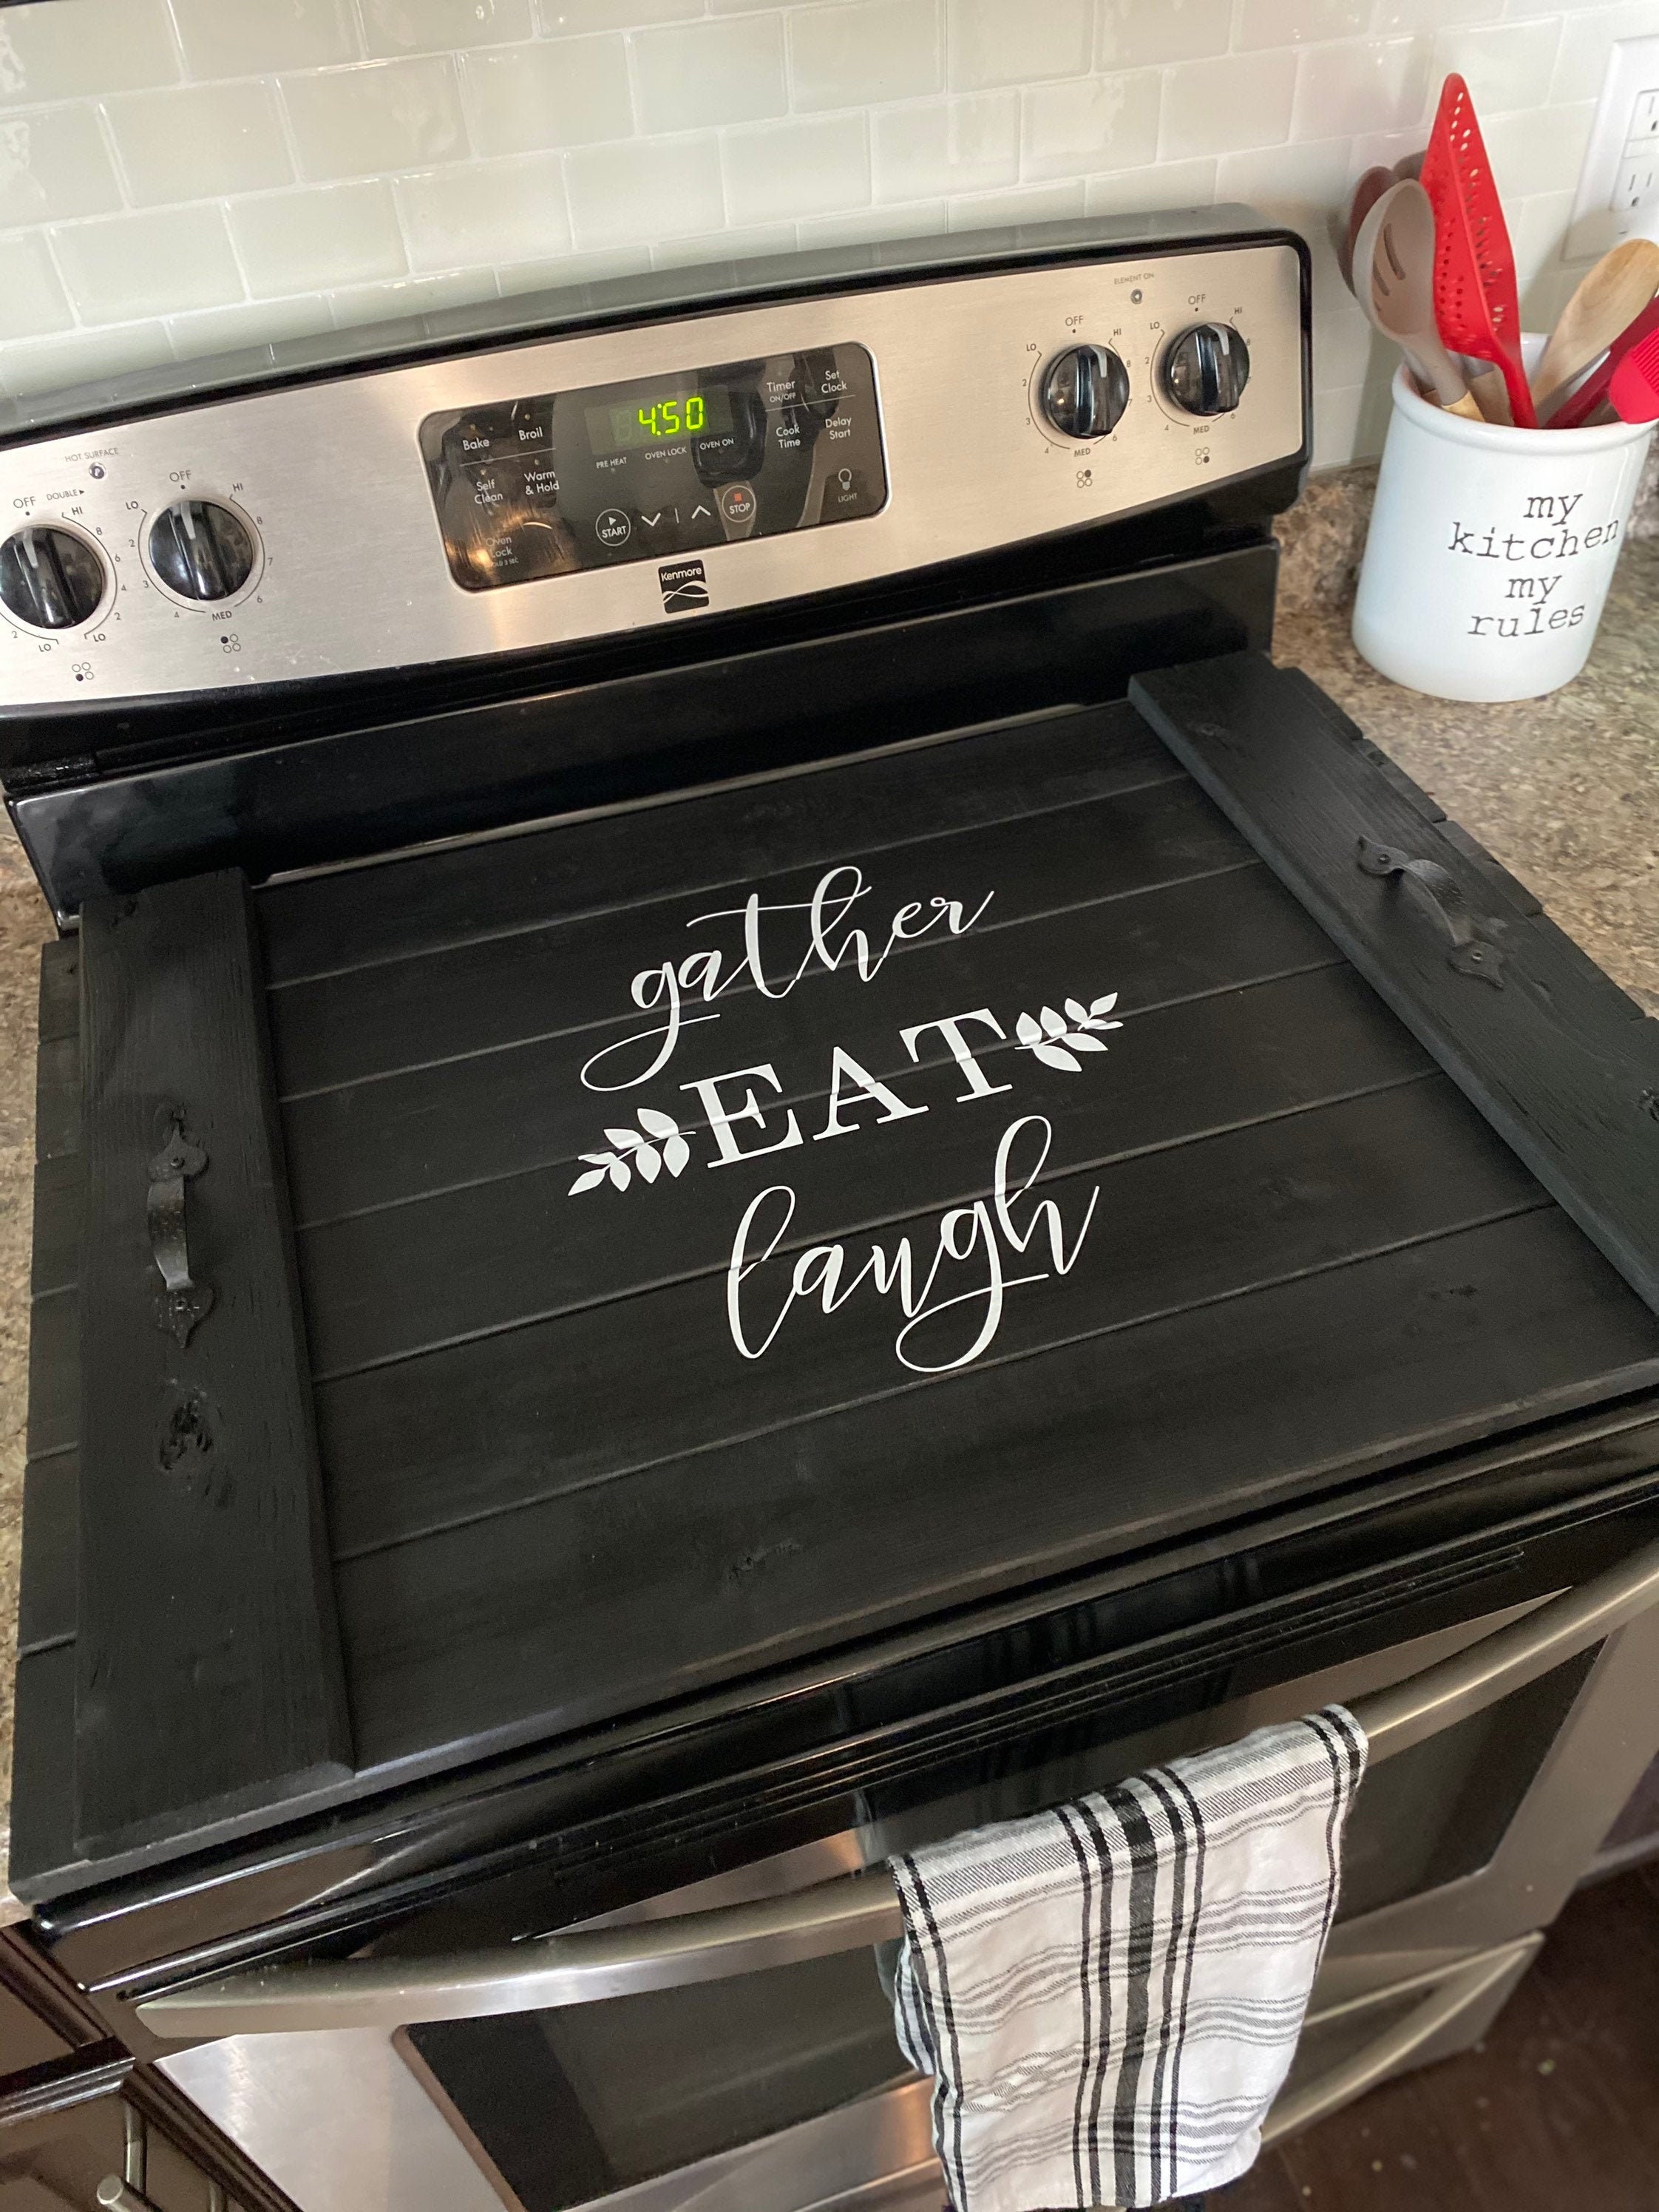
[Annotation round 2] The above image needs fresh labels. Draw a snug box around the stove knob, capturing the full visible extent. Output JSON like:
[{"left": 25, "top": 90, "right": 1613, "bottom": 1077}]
[
  {"left": 148, "top": 499, "right": 257, "bottom": 602},
  {"left": 1037, "top": 345, "right": 1130, "bottom": 441},
  {"left": 0, "top": 526, "right": 106, "bottom": 631},
  {"left": 1161, "top": 323, "right": 1251, "bottom": 417}
]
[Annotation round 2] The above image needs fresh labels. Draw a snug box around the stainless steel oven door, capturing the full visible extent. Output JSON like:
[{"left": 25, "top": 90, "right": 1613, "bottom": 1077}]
[{"left": 155, "top": 1547, "right": 1659, "bottom": 2212}]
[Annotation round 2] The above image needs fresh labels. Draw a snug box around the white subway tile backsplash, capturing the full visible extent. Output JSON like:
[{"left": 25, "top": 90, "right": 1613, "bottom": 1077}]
[
  {"left": 461, "top": 35, "right": 631, "bottom": 154},
  {"left": 52, "top": 204, "right": 244, "bottom": 322},
  {"left": 1479, "top": 98, "right": 1595, "bottom": 197},
  {"left": 283, "top": 55, "right": 469, "bottom": 180},
  {"left": 651, "top": 221, "right": 798, "bottom": 265},
  {"left": 537, "top": 0, "right": 699, "bottom": 27},
  {"left": 788, "top": 0, "right": 942, "bottom": 113},
  {"left": 948, "top": 0, "right": 1093, "bottom": 92},
  {"left": 945, "top": 178, "right": 1086, "bottom": 225},
  {"left": 166, "top": 295, "right": 339, "bottom": 359},
  {"left": 1552, "top": 3, "right": 1659, "bottom": 102},
  {"left": 798, "top": 198, "right": 948, "bottom": 242},
  {"left": 0, "top": 321, "right": 174, "bottom": 401},
  {"left": 872, "top": 92, "right": 1019, "bottom": 200},
  {"left": 566, "top": 132, "right": 725, "bottom": 245},
  {"left": 1021, "top": 71, "right": 1160, "bottom": 180},
  {"left": 105, "top": 81, "right": 293, "bottom": 206},
  {"left": 0, "top": 233, "right": 70, "bottom": 341},
  {"left": 0, "top": 0, "right": 179, "bottom": 109},
  {"left": 1291, "top": 38, "right": 1429, "bottom": 140},
  {"left": 1083, "top": 156, "right": 1216, "bottom": 213},
  {"left": 0, "top": 0, "right": 1643, "bottom": 470},
  {"left": 629, "top": 16, "right": 787, "bottom": 132},
  {"left": 1163, "top": 50, "right": 1297, "bottom": 157},
  {"left": 169, "top": 0, "right": 357, "bottom": 78},
  {"left": 397, "top": 149, "right": 571, "bottom": 266},
  {"left": 359, "top": 0, "right": 535, "bottom": 57},
  {"left": 328, "top": 268, "right": 501, "bottom": 323},
  {"left": 1432, "top": 17, "right": 1563, "bottom": 111},
  {"left": 1235, "top": 0, "right": 1368, "bottom": 50},
  {"left": 229, "top": 180, "right": 407, "bottom": 293},
  {"left": 1095, "top": 0, "right": 1232, "bottom": 70},
  {"left": 724, "top": 113, "right": 871, "bottom": 220},
  {"left": 0, "top": 106, "right": 124, "bottom": 225}
]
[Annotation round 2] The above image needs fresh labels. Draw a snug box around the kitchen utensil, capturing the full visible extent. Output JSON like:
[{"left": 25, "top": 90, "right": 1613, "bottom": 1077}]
[
  {"left": 1531, "top": 237, "right": 1659, "bottom": 416},
  {"left": 1391, "top": 150, "right": 1425, "bottom": 182},
  {"left": 1354, "top": 180, "right": 1483, "bottom": 418},
  {"left": 1338, "top": 165, "right": 1395, "bottom": 291},
  {"left": 1609, "top": 326, "right": 1659, "bottom": 421},
  {"left": 1549, "top": 296, "right": 1659, "bottom": 428},
  {"left": 1420, "top": 74, "right": 1537, "bottom": 430}
]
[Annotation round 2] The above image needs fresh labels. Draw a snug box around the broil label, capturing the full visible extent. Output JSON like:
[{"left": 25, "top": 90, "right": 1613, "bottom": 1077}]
[{"left": 659, "top": 557, "right": 709, "bottom": 612}]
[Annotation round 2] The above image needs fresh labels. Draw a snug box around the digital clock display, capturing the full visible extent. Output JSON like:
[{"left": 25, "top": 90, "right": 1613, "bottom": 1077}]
[{"left": 585, "top": 387, "right": 736, "bottom": 455}]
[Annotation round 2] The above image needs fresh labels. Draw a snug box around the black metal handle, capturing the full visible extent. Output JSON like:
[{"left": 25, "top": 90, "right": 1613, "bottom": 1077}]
[
  {"left": 1355, "top": 837, "right": 1504, "bottom": 987},
  {"left": 147, "top": 1107, "right": 213, "bottom": 1346}
]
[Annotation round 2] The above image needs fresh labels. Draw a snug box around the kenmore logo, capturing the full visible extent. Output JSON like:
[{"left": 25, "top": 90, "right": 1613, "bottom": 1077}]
[{"left": 659, "top": 558, "right": 709, "bottom": 613}]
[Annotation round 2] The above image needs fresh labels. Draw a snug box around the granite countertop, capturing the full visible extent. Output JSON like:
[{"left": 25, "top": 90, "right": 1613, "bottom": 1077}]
[{"left": 0, "top": 515, "right": 1652, "bottom": 1906}]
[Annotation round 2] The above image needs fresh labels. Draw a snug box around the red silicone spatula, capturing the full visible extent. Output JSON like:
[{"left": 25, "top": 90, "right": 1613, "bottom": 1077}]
[
  {"left": 1609, "top": 327, "right": 1659, "bottom": 423},
  {"left": 1420, "top": 74, "right": 1537, "bottom": 429},
  {"left": 1551, "top": 302, "right": 1659, "bottom": 427}
]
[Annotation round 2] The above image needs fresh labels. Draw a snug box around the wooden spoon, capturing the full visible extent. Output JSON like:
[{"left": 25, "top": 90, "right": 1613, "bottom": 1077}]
[
  {"left": 1532, "top": 237, "right": 1659, "bottom": 416},
  {"left": 1354, "top": 180, "right": 1485, "bottom": 418}
]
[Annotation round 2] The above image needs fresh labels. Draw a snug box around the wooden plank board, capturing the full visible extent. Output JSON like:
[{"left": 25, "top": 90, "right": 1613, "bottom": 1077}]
[
  {"left": 320, "top": 1073, "right": 1541, "bottom": 1560},
  {"left": 337, "top": 1205, "right": 1659, "bottom": 1770},
  {"left": 257, "top": 703, "right": 1177, "bottom": 987},
  {"left": 1130, "top": 653, "right": 1659, "bottom": 1314},
  {"left": 74, "top": 870, "right": 352, "bottom": 1855},
  {"left": 299, "top": 962, "right": 1427, "bottom": 1379},
  {"left": 276, "top": 781, "right": 1277, "bottom": 1226}
]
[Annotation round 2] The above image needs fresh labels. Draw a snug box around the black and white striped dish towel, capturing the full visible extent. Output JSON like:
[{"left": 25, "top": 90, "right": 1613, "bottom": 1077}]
[{"left": 889, "top": 1707, "right": 1367, "bottom": 2211}]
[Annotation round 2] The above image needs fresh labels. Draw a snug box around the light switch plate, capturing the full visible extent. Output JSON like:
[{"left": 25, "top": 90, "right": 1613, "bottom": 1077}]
[{"left": 1567, "top": 33, "right": 1659, "bottom": 260}]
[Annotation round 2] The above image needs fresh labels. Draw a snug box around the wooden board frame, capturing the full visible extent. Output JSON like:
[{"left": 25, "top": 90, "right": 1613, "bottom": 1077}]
[
  {"left": 72, "top": 869, "right": 351, "bottom": 1856},
  {"left": 1130, "top": 653, "right": 1659, "bottom": 1317}
]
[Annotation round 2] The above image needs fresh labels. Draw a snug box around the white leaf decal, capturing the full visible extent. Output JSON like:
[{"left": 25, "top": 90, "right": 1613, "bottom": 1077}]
[
  {"left": 580, "top": 1150, "right": 616, "bottom": 1167},
  {"left": 1067, "top": 1031, "right": 1109, "bottom": 1052},
  {"left": 1039, "top": 1005, "right": 1067, "bottom": 1038},
  {"left": 606, "top": 1158, "right": 630, "bottom": 1190},
  {"left": 1065, "top": 997, "right": 1090, "bottom": 1026},
  {"left": 1090, "top": 992, "right": 1119, "bottom": 1017},
  {"left": 1016, "top": 1011, "right": 1043, "bottom": 1046},
  {"left": 569, "top": 1165, "right": 610, "bottom": 1195},
  {"left": 1033, "top": 1041, "right": 1081, "bottom": 1073},
  {"left": 637, "top": 1107, "right": 679, "bottom": 1139},
  {"left": 605, "top": 1126, "right": 643, "bottom": 1151},
  {"left": 1093, "top": 1019, "right": 1124, "bottom": 1032},
  {"left": 664, "top": 1134, "right": 691, "bottom": 1175},
  {"left": 634, "top": 1144, "right": 662, "bottom": 1182}
]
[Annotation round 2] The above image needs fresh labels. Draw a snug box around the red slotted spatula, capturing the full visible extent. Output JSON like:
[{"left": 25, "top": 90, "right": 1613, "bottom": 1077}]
[{"left": 1420, "top": 74, "right": 1537, "bottom": 429}]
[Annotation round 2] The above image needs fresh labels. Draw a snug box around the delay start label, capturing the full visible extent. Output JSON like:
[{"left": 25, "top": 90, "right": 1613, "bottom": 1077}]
[{"left": 1445, "top": 489, "right": 1623, "bottom": 639}]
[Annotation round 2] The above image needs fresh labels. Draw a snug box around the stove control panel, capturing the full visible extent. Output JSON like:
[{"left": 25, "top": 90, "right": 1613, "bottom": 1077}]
[{"left": 0, "top": 235, "right": 1303, "bottom": 707}]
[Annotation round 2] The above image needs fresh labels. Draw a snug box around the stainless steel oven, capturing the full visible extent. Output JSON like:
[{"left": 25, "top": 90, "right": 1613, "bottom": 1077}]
[
  {"left": 152, "top": 1542, "right": 1659, "bottom": 2212},
  {"left": 10, "top": 209, "right": 1659, "bottom": 2212}
]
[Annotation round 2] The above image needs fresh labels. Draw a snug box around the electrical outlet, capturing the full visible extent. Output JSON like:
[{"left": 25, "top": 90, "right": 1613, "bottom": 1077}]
[{"left": 1568, "top": 35, "right": 1659, "bottom": 258}]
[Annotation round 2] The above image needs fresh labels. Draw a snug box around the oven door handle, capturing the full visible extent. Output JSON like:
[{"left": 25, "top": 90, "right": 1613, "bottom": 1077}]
[{"left": 137, "top": 1533, "right": 1659, "bottom": 2038}]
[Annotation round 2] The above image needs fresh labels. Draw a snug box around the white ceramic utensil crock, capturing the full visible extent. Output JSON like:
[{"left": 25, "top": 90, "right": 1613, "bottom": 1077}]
[{"left": 1352, "top": 339, "right": 1655, "bottom": 703}]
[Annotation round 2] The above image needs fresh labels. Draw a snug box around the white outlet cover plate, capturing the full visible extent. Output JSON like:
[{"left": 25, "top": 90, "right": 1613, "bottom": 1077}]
[{"left": 1567, "top": 32, "right": 1659, "bottom": 260}]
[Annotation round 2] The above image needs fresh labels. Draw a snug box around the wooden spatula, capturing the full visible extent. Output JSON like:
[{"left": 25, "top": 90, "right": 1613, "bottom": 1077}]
[{"left": 1533, "top": 237, "right": 1659, "bottom": 418}]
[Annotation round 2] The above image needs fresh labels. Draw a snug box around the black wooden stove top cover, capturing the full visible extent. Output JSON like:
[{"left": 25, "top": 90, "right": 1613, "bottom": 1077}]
[
  {"left": 23, "top": 660, "right": 1659, "bottom": 1881},
  {"left": 270, "top": 686, "right": 1659, "bottom": 1764}
]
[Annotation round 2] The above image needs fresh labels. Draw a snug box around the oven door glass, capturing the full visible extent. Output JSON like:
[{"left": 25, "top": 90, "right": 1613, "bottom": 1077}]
[{"left": 391, "top": 1643, "right": 1606, "bottom": 2212}]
